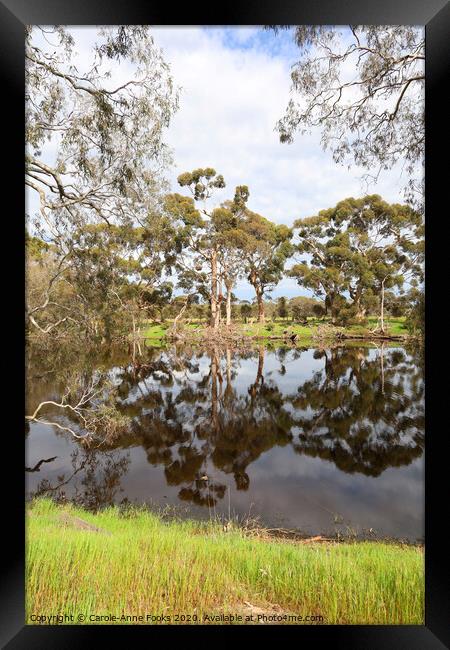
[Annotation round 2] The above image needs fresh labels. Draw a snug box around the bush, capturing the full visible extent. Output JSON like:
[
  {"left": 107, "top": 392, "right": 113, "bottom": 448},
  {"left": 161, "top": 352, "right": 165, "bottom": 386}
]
[
  {"left": 291, "top": 304, "right": 308, "bottom": 324},
  {"left": 333, "top": 303, "right": 363, "bottom": 327},
  {"left": 290, "top": 297, "right": 324, "bottom": 322},
  {"left": 406, "top": 291, "right": 424, "bottom": 337},
  {"left": 240, "top": 303, "right": 252, "bottom": 323},
  {"left": 312, "top": 304, "right": 326, "bottom": 318}
]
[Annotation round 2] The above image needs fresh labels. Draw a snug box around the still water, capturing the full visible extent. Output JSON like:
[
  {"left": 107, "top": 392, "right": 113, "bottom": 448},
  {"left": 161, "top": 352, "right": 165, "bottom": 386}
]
[{"left": 26, "top": 343, "right": 424, "bottom": 541}]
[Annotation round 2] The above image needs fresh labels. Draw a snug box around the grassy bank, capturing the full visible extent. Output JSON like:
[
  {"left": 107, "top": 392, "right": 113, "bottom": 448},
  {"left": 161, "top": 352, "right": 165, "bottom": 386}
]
[
  {"left": 141, "top": 317, "right": 409, "bottom": 344},
  {"left": 27, "top": 499, "right": 424, "bottom": 625}
]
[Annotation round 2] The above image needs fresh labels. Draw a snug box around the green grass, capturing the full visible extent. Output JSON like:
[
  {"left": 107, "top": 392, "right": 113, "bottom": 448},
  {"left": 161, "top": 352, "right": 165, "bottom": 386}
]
[
  {"left": 141, "top": 323, "right": 169, "bottom": 340},
  {"left": 141, "top": 319, "right": 322, "bottom": 344},
  {"left": 369, "top": 316, "right": 408, "bottom": 335},
  {"left": 241, "top": 320, "right": 318, "bottom": 340},
  {"left": 344, "top": 317, "right": 408, "bottom": 337},
  {"left": 139, "top": 317, "right": 409, "bottom": 346},
  {"left": 243, "top": 317, "right": 408, "bottom": 339},
  {"left": 141, "top": 321, "right": 205, "bottom": 343},
  {"left": 27, "top": 499, "right": 424, "bottom": 625}
]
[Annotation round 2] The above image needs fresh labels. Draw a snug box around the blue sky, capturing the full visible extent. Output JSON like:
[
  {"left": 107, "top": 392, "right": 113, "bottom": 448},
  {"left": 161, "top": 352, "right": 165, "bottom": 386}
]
[{"left": 27, "top": 26, "right": 412, "bottom": 301}]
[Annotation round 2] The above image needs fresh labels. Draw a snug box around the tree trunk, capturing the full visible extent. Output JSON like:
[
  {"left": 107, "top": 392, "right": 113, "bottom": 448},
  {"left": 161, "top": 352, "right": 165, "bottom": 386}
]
[
  {"left": 217, "top": 278, "right": 222, "bottom": 328},
  {"left": 330, "top": 301, "right": 339, "bottom": 324},
  {"left": 249, "top": 345, "right": 265, "bottom": 400},
  {"left": 210, "top": 249, "right": 218, "bottom": 330},
  {"left": 380, "top": 278, "right": 386, "bottom": 333},
  {"left": 256, "top": 286, "right": 265, "bottom": 323},
  {"left": 168, "top": 296, "right": 190, "bottom": 339},
  {"left": 224, "top": 347, "right": 233, "bottom": 401},
  {"left": 225, "top": 284, "right": 232, "bottom": 327},
  {"left": 326, "top": 291, "right": 338, "bottom": 323},
  {"left": 131, "top": 314, "right": 142, "bottom": 360},
  {"left": 256, "top": 345, "right": 265, "bottom": 383},
  {"left": 249, "top": 270, "right": 265, "bottom": 324},
  {"left": 353, "top": 292, "right": 366, "bottom": 321}
]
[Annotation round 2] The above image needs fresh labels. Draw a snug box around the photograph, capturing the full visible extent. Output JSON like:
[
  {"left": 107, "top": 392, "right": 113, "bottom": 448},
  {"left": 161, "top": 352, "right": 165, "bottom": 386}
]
[{"left": 24, "top": 23, "right": 427, "bottom": 628}]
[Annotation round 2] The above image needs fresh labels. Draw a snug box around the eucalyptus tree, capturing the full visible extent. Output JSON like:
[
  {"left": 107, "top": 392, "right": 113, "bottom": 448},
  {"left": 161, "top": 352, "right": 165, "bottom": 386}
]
[
  {"left": 26, "top": 231, "right": 80, "bottom": 338},
  {"left": 68, "top": 213, "right": 178, "bottom": 341},
  {"left": 234, "top": 211, "right": 294, "bottom": 323},
  {"left": 27, "top": 208, "right": 178, "bottom": 342},
  {"left": 290, "top": 297, "right": 320, "bottom": 323},
  {"left": 405, "top": 288, "right": 425, "bottom": 339},
  {"left": 176, "top": 169, "right": 227, "bottom": 334},
  {"left": 240, "top": 302, "right": 253, "bottom": 323},
  {"left": 276, "top": 296, "right": 289, "bottom": 321},
  {"left": 271, "top": 25, "right": 424, "bottom": 209},
  {"left": 214, "top": 186, "right": 250, "bottom": 326},
  {"left": 291, "top": 195, "right": 424, "bottom": 329},
  {"left": 164, "top": 168, "right": 226, "bottom": 330},
  {"left": 26, "top": 26, "right": 180, "bottom": 446},
  {"left": 26, "top": 26, "right": 179, "bottom": 337},
  {"left": 166, "top": 177, "right": 293, "bottom": 328}
]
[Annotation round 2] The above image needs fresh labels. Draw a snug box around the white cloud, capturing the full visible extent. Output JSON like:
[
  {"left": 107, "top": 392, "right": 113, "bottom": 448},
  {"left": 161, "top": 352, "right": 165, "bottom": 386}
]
[{"left": 151, "top": 27, "right": 405, "bottom": 222}]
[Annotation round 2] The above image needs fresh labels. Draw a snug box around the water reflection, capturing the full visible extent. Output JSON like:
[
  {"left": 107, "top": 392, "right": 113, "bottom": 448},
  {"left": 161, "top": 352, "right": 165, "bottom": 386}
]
[
  {"left": 26, "top": 343, "right": 424, "bottom": 538},
  {"left": 290, "top": 347, "right": 424, "bottom": 476},
  {"left": 31, "top": 447, "right": 130, "bottom": 510}
]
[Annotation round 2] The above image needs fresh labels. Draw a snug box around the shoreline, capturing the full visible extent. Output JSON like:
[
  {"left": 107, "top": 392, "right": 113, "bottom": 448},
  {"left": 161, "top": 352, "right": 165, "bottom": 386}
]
[{"left": 140, "top": 317, "right": 415, "bottom": 347}]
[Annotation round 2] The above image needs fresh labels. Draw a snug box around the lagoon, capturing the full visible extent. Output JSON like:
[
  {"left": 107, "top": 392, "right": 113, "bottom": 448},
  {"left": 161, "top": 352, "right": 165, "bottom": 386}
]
[{"left": 26, "top": 343, "right": 424, "bottom": 541}]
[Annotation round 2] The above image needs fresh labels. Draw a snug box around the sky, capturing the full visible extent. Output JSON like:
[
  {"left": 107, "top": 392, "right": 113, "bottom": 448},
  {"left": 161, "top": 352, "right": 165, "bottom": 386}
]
[{"left": 27, "top": 26, "right": 412, "bottom": 300}]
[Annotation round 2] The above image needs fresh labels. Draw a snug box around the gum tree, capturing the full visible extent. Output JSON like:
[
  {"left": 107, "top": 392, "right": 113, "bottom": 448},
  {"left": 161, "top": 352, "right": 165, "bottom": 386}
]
[
  {"left": 26, "top": 26, "right": 179, "bottom": 336},
  {"left": 271, "top": 25, "right": 424, "bottom": 210},
  {"left": 165, "top": 168, "right": 226, "bottom": 330},
  {"left": 291, "top": 195, "right": 424, "bottom": 329},
  {"left": 214, "top": 185, "right": 250, "bottom": 326},
  {"left": 25, "top": 26, "right": 180, "bottom": 443},
  {"left": 235, "top": 211, "right": 294, "bottom": 323}
]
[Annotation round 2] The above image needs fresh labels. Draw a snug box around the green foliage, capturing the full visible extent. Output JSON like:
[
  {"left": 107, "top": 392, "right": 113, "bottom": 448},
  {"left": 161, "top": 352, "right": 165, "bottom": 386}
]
[
  {"left": 26, "top": 26, "right": 179, "bottom": 343},
  {"left": 25, "top": 230, "right": 50, "bottom": 262},
  {"left": 232, "top": 185, "right": 250, "bottom": 214},
  {"left": 406, "top": 290, "right": 425, "bottom": 338},
  {"left": 332, "top": 301, "right": 362, "bottom": 327},
  {"left": 164, "top": 193, "right": 203, "bottom": 229},
  {"left": 312, "top": 303, "right": 326, "bottom": 318},
  {"left": 240, "top": 303, "right": 253, "bottom": 323},
  {"left": 291, "top": 195, "right": 424, "bottom": 325},
  {"left": 290, "top": 296, "right": 322, "bottom": 323},
  {"left": 232, "top": 211, "right": 294, "bottom": 320},
  {"left": 177, "top": 168, "right": 225, "bottom": 201},
  {"left": 276, "top": 297, "right": 289, "bottom": 320}
]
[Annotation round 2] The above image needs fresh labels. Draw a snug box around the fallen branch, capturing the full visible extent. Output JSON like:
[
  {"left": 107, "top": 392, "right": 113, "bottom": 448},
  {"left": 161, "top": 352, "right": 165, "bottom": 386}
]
[
  {"left": 25, "top": 379, "right": 102, "bottom": 440},
  {"left": 336, "top": 332, "right": 407, "bottom": 341},
  {"left": 25, "top": 456, "right": 58, "bottom": 472}
]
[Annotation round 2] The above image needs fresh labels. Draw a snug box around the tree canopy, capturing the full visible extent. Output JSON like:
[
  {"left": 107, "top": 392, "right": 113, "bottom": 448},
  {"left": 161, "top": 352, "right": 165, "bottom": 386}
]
[
  {"left": 232, "top": 209, "right": 294, "bottom": 322},
  {"left": 290, "top": 195, "right": 424, "bottom": 329},
  {"left": 26, "top": 26, "right": 179, "bottom": 339},
  {"left": 271, "top": 26, "right": 424, "bottom": 210}
]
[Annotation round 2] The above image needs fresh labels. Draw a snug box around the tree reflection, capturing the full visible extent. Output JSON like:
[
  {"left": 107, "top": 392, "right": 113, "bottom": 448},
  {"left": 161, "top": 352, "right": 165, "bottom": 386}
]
[
  {"left": 27, "top": 342, "right": 425, "bottom": 508},
  {"left": 30, "top": 447, "right": 130, "bottom": 510},
  {"left": 288, "top": 346, "right": 424, "bottom": 476}
]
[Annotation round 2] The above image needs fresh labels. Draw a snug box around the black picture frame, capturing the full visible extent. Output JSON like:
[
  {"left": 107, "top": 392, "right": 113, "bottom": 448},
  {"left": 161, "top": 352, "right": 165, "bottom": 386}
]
[{"left": 2, "top": 1, "right": 448, "bottom": 647}]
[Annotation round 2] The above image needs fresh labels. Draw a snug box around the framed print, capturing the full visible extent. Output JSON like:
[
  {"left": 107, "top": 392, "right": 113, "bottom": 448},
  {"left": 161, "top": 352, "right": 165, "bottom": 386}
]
[{"left": 1, "top": 0, "right": 448, "bottom": 647}]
